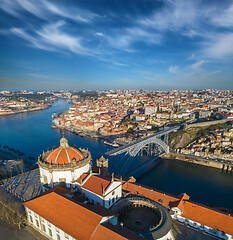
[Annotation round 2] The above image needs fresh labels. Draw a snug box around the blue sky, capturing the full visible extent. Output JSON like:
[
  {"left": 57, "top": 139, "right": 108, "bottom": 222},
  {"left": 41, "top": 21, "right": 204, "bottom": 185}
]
[{"left": 0, "top": 0, "right": 233, "bottom": 91}]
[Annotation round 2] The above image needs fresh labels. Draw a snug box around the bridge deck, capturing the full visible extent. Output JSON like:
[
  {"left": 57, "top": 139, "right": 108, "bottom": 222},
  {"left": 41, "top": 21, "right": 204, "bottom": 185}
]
[{"left": 105, "top": 126, "right": 179, "bottom": 156}]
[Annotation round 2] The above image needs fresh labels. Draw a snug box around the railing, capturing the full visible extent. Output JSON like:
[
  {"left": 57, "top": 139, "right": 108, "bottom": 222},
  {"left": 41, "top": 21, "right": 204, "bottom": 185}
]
[{"left": 106, "top": 126, "right": 179, "bottom": 156}]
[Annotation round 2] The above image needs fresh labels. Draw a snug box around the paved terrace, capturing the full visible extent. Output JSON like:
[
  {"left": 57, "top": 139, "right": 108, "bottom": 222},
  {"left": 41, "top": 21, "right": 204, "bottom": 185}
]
[
  {"left": 105, "top": 126, "right": 180, "bottom": 156},
  {"left": 0, "top": 169, "right": 41, "bottom": 202}
]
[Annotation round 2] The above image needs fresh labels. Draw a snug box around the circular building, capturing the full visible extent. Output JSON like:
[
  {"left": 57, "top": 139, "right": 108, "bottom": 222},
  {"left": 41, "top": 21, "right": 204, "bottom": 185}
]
[
  {"left": 38, "top": 137, "right": 92, "bottom": 192},
  {"left": 111, "top": 196, "right": 172, "bottom": 240}
]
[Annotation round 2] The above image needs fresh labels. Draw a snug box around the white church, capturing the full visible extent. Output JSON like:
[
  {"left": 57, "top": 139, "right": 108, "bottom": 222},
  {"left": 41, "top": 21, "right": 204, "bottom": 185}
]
[{"left": 23, "top": 137, "right": 136, "bottom": 240}]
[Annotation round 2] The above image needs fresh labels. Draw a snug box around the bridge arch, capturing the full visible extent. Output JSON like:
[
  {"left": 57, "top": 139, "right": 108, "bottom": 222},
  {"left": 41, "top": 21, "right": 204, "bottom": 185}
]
[{"left": 128, "top": 137, "right": 169, "bottom": 157}]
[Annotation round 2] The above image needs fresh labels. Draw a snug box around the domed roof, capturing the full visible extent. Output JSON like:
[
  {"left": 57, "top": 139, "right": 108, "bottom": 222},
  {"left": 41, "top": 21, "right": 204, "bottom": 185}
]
[{"left": 46, "top": 137, "right": 84, "bottom": 164}]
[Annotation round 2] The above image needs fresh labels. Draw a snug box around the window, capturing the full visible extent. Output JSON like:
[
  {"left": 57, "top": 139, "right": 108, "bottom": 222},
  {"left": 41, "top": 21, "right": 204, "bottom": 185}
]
[
  {"left": 35, "top": 219, "right": 39, "bottom": 228},
  {"left": 65, "top": 233, "right": 69, "bottom": 239},
  {"left": 57, "top": 234, "right": 61, "bottom": 240},
  {"left": 34, "top": 213, "right": 38, "bottom": 219},
  {"left": 44, "top": 176, "right": 48, "bottom": 184},
  {"left": 29, "top": 215, "right": 33, "bottom": 223},
  {"left": 112, "top": 191, "right": 115, "bottom": 195},
  {"left": 41, "top": 224, "right": 46, "bottom": 232},
  {"left": 48, "top": 228, "right": 53, "bottom": 237},
  {"left": 59, "top": 178, "right": 66, "bottom": 187},
  {"left": 109, "top": 200, "right": 111, "bottom": 206},
  {"left": 116, "top": 195, "right": 118, "bottom": 200}
]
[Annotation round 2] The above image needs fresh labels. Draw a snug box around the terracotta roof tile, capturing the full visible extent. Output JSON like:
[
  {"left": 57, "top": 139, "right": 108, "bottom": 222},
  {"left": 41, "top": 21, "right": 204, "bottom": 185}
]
[
  {"left": 81, "top": 175, "right": 117, "bottom": 197},
  {"left": 76, "top": 172, "right": 89, "bottom": 184},
  {"left": 46, "top": 147, "right": 83, "bottom": 164},
  {"left": 182, "top": 201, "right": 233, "bottom": 235},
  {"left": 23, "top": 191, "right": 112, "bottom": 240},
  {"left": 91, "top": 223, "right": 145, "bottom": 240},
  {"left": 122, "top": 182, "right": 178, "bottom": 208}
]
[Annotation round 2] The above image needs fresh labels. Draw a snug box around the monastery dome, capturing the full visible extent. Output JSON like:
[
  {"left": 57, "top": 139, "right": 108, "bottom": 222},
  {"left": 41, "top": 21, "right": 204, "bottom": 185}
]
[{"left": 46, "top": 137, "right": 84, "bottom": 164}]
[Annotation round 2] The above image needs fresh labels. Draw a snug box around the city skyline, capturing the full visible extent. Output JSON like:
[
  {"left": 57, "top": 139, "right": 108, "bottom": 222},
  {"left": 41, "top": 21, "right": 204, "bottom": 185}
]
[{"left": 0, "top": 0, "right": 233, "bottom": 91}]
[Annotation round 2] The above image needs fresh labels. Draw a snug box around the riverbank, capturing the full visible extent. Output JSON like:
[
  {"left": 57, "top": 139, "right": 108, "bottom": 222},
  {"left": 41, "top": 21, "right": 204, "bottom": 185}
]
[
  {"left": 163, "top": 151, "right": 233, "bottom": 172},
  {"left": 53, "top": 124, "right": 131, "bottom": 146},
  {"left": 0, "top": 105, "right": 51, "bottom": 117}
]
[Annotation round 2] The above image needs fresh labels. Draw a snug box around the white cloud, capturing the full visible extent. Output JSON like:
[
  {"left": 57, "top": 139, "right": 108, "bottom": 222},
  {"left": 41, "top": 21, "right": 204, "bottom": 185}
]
[
  {"left": 190, "top": 60, "right": 206, "bottom": 69},
  {"left": 42, "top": 1, "right": 98, "bottom": 23},
  {"left": 188, "top": 53, "right": 196, "bottom": 60},
  {"left": 212, "top": 4, "right": 233, "bottom": 27},
  {"left": 105, "top": 27, "right": 161, "bottom": 51},
  {"left": 0, "top": 0, "right": 98, "bottom": 23},
  {"left": 203, "top": 33, "right": 233, "bottom": 59},
  {"left": 10, "top": 21, "right": 93, "bottom": 56},
  {"left": 10, "top": 27, "right": 56, "bottom": 51},
  {"left": 139, "top": 0, "right": 203, "bottom": 34},
  {"left": 95, "top": 32, "right": 103, "bottom": 36},
  {"left": 168, "top": 65, "right": 179, "bottom": 73}
]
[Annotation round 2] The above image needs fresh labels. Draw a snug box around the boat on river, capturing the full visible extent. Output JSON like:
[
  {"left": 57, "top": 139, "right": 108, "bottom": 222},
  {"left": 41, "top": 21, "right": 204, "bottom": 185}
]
[{"left": 104, "top": 141, "right": 119, "bottom": 148}]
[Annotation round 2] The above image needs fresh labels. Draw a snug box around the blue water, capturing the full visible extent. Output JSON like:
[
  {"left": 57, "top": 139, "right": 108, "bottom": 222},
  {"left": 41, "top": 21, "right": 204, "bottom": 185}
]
[
  {"left": 0, "top": 99, "right": 233, "bottom": 209},
  {"left": 0, "top": 99, "right": 109, "bottom": 160}
]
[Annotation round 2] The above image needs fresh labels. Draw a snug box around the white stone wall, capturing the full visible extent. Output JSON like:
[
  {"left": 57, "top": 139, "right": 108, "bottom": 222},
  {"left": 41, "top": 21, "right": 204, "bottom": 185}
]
[
  {"left": 25, "top": 207, "right": 74, "bottom": 240},
  {"left": 81, "top": 188, "right": 103, "bottom": 205},
  {"left": 157, "top": 230, "right": 174, "bottom": 240},
  {"left": 103, "top": 182, "right": 122, "bottom": 209},
  {"left": 100, "top": 216, "right": 118, "bottom": 225},
  {"left": 39, "top": 163, "right": 90, "bottom": 190},
  {"left": 81, "top": 181, "right": 122, "bottom": 209}
]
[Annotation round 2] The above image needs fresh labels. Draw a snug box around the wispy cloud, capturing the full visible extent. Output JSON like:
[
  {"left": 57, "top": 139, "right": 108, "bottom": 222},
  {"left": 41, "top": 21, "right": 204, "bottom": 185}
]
[
  {"left": 139, "top": 0, "right": 204, "bottom": 35},
  {"left": 168, "top": 65, "right": 179, "bottom": 74},
  {"left": 188, "top": 53, "right": 196, "bottom": 60},
  {"left": 212, "top": 4, "right": 233, "bottom": 27},
  {"left": 104, "top": 27, "right": 161, "bottom": 51},
  {"left": 138, "top": 0, "right": 233, "bottom": 60},
  {"left": 0, "top": 0, "right": 98, "bottom": 23},
  {"left": 28, "top": 73, "right": 71, "bottom": 81},
  {"left": 42, "top": 1, "right": 98, "bottom": 23},
  {"left": 10, "top": 21, "right": 94, "bottom": 56},
  {"left": 10, "top": 27, "right": 56, "bottom": 51},
  {"left": 190, "top": 60, "right": 206, "bottom": 70},
  {"left": 203, "top": 33, "right": 233, "bottom": 59}
]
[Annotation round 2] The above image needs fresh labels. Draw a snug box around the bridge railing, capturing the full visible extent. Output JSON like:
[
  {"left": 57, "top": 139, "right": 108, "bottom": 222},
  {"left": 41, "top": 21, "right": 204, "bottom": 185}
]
[{"left": 106, "top": 125, "right": 179, "bottom": 156}]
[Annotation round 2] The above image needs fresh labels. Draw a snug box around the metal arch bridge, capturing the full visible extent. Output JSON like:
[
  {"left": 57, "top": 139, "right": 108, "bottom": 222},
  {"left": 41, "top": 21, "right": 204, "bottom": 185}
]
[{"left": 105, "top": 125, "right": 180, "bottom": 157}]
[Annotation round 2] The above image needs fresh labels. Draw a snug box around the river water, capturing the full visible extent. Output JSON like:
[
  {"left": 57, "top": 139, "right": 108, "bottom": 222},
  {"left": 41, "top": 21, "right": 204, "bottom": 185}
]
[{"left": 0, "top": 99, "right": 232, "bottom": 209}]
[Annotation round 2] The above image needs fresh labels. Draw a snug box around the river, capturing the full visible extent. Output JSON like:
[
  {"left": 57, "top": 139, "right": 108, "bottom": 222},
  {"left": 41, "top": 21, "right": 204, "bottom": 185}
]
[{"left": 0, "top": 99, "right": 233, "bottom": 209}]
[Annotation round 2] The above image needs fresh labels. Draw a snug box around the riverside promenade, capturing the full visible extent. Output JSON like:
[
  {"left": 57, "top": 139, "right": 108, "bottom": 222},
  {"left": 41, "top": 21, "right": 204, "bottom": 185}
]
[{"left": 165, "top": 151, "right": 233, "bottom": 172}]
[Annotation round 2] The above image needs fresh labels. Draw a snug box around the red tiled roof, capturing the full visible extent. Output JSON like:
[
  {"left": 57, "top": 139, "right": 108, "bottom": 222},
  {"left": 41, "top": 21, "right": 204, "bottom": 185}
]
[
  {"left": 182, "top": 201, "right": 233, "bottom": 235},
  {"left": 23, "top": 191, "right": 112, "bottom": 240},
  {"left": 122, "top": 182, "right": 179, "bottom": 208},
  {"left": 46, "top": 146, "right": 83, "bottom": 164},
  {"left": 91, "top": 222, "right": 145, "bottom": 240},
  {"left": 81, "top": 174, "right": 114, "bottom": 196},
  {"left": 76, "top": 172, "right": 89, "bottom": 184}
]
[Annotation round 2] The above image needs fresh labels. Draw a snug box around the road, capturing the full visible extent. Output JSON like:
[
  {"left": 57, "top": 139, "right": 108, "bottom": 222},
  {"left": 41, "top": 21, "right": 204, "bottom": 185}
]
[
  {"left": 0, "top": 220, "right": 35, "bottom": 240},
  {"left": 170, "top": 150, "right": 233, "bottom": 166}
]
